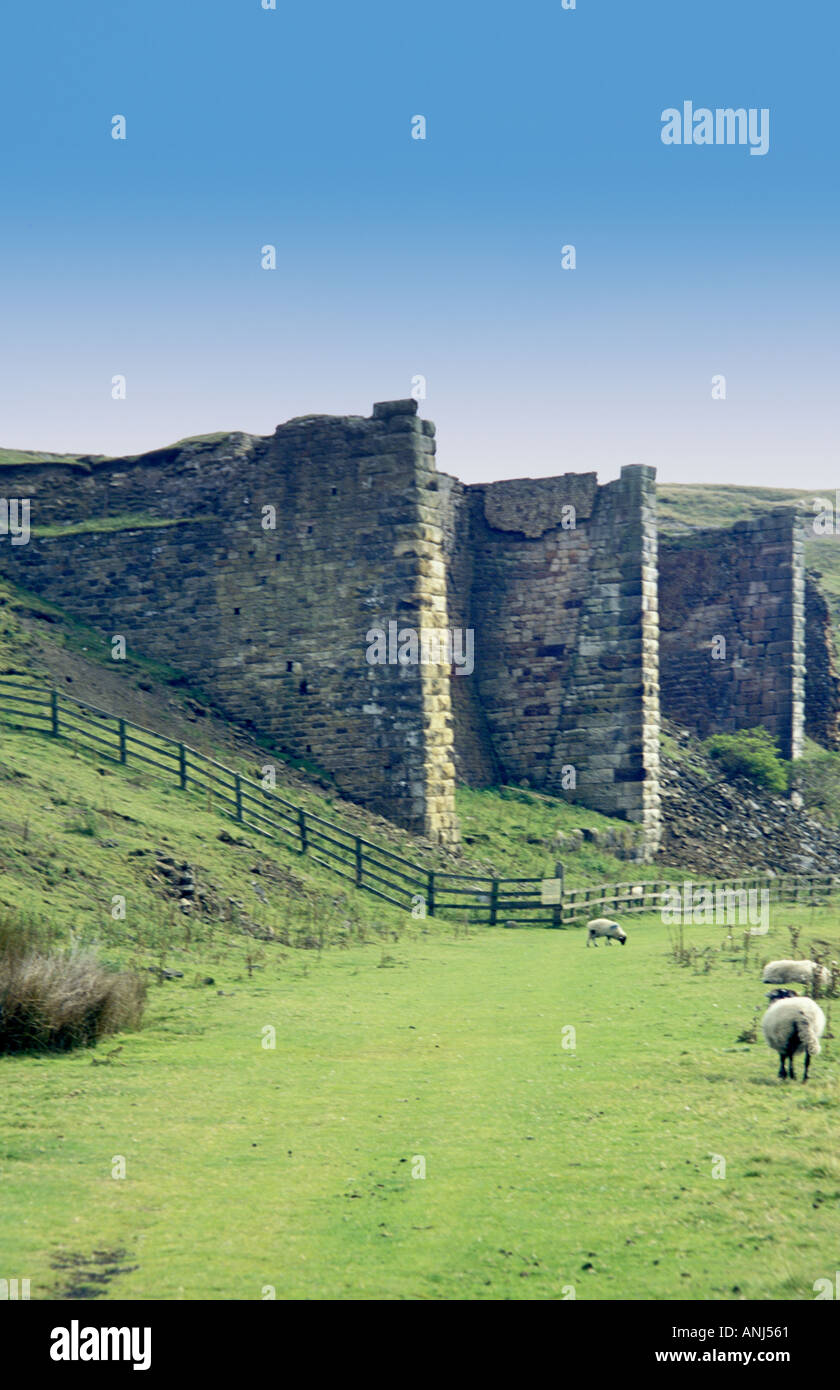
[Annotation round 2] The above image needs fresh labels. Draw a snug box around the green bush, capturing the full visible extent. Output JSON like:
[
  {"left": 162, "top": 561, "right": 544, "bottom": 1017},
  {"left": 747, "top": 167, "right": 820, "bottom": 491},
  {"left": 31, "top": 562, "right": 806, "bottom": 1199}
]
[{"left": 704, "top": 727, "right": 789, "bottom": 794}]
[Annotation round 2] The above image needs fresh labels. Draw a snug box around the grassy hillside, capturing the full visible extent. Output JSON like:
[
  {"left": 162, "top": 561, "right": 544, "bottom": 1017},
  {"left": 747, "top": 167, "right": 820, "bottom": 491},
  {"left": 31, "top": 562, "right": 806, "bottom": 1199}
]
[
  {"left": 1, "top": 734, "right": 837, "bottom": 1300},
  {"left": 0, "top": 448, "right": 97, "bottom": 472},
  {"left": 656, "top": 482, "right": 829, "bottom": 534},
  {"left": 0, "top": 432, "right": 249, "bottom": 474}
]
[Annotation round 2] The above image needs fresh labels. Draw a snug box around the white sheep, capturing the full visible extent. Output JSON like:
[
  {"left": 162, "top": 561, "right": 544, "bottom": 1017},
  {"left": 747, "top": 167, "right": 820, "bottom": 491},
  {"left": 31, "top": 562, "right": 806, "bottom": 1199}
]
[
  {"left": 761, "top": 959, "right": 831, "bottom": 993},
  {"left": 586, "top": 917, "right": 627, "bottom": 948},
  {"left": 762, "top": 988, "right": 826, "bottom": 1081}
]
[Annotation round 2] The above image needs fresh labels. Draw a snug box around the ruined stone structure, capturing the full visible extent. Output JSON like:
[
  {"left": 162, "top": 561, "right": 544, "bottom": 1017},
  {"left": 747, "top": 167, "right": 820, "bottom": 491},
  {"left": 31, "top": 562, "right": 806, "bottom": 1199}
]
[
  {"left": 1, "top": 400, "right": 838, "bottom": 857},
  {"left": 439, "top": 464, "right": 660, "bottom": 846},
  {"left": 659, "top": 514, "right": 806, "bottom": 759},
  {"left": 0, "top": 402, "right": 458, "bottom": 845}
]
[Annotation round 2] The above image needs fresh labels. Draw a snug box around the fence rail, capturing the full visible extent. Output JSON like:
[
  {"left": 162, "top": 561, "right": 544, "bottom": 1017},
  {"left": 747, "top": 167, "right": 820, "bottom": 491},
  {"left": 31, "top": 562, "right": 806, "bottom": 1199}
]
[{"left": 1, "top": 675, "right": 838, "bottom": 927}]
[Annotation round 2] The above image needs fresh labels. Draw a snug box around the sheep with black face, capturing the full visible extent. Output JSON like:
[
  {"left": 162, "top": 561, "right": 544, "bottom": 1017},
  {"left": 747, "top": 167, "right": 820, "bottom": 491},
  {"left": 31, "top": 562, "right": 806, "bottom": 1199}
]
[
  {"left": 761, "top": 988, "right": 826, "bottom": 1082},
  {"left": 586, "top": 918, "right": 627, "bottom": 948}
]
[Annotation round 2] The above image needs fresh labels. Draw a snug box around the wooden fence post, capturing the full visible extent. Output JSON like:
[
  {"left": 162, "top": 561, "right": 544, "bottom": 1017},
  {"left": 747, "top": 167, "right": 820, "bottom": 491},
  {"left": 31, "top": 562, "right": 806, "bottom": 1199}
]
[
  {"left": 427, "top": 870, "right": 436, "bottom": 917},
  {"left": 355, "top": 837, "right": 363, "bottom": 887},
  {"left": 298, "top": 807, "right": 307, "bottom": 854},
  {"left": 178, "top": 744, "right": 187, "bottom": 789},
  {"left": 553, "top": 859, "right": 564, "bottom": 930},
  {"left": 118, "top": 718, "right": 127, "bottom": 764},
  {"left": 234, "top": 774, "right": 243, "bottom": 822},
  {"left": 50, "top": 691, "right": 59, "bottom": 738},
  {"left": 489, "top": 877, "right": 499, "bottom": 926}
]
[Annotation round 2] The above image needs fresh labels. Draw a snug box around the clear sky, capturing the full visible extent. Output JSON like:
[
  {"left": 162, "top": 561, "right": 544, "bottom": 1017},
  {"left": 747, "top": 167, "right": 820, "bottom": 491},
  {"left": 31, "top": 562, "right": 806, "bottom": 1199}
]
[{"left": 0, "top": 0, "right": 837, "bottom": 487}]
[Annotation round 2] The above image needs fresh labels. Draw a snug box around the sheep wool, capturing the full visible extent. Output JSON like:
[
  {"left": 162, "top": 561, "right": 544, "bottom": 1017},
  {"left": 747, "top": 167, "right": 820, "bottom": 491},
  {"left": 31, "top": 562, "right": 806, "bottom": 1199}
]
[
  {"left": 761, "top": 959, "right": 831, "bottom": 992},
  {"left": 586, "top": 918, "right": 627, "bottom": 948},
  {"left": 761, "top": 989, "right": 826, "bottom": 1081}
]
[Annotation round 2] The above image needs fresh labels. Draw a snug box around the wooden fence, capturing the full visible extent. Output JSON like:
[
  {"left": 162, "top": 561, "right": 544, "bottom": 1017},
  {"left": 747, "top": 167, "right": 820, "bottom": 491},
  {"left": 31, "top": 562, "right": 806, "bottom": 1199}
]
[
  {"left": 0, "top": 675, "right": 837, "bottom": 927},
  {"left": 558, "top": 875, "right": 838, "bottom": 924}
]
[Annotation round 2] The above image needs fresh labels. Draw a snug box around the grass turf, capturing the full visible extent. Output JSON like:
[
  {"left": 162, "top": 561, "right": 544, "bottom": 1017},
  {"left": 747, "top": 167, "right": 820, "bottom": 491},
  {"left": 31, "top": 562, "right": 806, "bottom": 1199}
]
[{"left": 2, "top": 899, "right": 838, "bottom": 1300}]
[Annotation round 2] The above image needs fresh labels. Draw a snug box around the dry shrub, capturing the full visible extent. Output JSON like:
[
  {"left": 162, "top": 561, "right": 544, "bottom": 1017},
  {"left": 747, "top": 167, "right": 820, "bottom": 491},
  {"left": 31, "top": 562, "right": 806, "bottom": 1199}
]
[{"left": 0, "top": 934, "right": 146, "bottom": 1054}]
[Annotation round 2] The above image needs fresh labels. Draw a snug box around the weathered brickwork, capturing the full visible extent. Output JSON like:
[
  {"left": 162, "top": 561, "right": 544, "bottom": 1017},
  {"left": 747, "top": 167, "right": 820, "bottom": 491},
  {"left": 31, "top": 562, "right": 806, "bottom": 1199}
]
[
  {"left": 804, "top": 574, "right": 840, "bottom": 749},
  {"left": 5, "top": 404, "right": 837, "bottom": 857},
  {"left": 659, "top": 513, "right": 808, "bottom": 758},
  {"left": 442, "top": 465, "right": 660, "bottom": 845}
]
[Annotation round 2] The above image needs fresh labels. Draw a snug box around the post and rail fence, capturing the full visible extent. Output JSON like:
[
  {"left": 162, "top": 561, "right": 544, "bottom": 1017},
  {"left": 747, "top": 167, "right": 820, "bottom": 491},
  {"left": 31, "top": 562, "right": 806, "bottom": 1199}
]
[{"left": 0, "top": 675, "right": 837, "bottom": 927}]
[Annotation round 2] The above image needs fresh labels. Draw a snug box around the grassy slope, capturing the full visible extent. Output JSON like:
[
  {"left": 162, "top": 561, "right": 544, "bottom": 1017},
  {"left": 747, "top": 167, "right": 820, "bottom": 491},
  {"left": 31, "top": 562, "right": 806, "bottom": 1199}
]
[
  {"left": 0, "top": 720, "right": 839, "bottom": 1300},
  {"left": 29, "top": 516, "right": 201, "bottom": 539},
  {"left": 656, "top": 483, "right": 829, "bottom": 533},
  {"left": 0, "top": 433, "right": 245, "bottom": 474},
  {"left": 0, "top": 449, "right": 94, "bottom": 471}
]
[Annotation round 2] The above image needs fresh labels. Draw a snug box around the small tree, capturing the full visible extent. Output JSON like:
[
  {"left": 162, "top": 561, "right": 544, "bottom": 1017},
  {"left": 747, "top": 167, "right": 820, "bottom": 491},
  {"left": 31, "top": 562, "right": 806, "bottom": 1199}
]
[{"left": 704, "top": 727, "right": 789, "bottom": 794}]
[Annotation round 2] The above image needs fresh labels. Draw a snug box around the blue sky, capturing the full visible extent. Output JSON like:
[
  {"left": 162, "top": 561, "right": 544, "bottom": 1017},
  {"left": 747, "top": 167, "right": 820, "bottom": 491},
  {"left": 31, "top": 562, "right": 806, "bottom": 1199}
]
[{"left": 0, "top": 0, "right": 837, "bottom": 486}]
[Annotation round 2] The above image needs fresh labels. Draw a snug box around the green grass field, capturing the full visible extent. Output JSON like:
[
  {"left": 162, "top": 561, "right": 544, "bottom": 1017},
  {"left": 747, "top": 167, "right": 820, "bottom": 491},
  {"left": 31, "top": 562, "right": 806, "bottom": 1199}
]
[
  {"left": 1, "top": 707, "right": 838, "bottom": 1301},
  {"left": 3, "top": 903, "right": 838, "bottom": 1301}
]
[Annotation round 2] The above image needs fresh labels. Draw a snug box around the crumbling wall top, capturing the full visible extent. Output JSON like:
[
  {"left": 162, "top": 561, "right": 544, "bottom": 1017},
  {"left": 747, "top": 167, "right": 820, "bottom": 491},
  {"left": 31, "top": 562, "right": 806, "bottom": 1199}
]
[{"left": 477, "top": 473, "right": 598, "bottom": 538}]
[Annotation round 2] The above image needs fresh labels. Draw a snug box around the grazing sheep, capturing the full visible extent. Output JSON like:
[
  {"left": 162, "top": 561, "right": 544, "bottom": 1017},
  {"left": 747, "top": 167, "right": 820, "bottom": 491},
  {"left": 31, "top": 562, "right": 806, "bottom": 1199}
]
[
  {"left": 586, "top": 917, "right": 627, "bottom": 948},
  {"left": 761, "top": 959, "right": 831, "bottom": 993},
  {"left": 762, "top": 988, "right": 826, "bottom": 1081}
]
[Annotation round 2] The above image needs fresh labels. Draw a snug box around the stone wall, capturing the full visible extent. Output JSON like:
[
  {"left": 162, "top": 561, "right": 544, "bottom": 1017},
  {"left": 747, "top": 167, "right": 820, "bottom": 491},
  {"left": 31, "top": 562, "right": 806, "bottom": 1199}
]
[
  {"left": 0, "top": 401, "right": 459, "bottom": 845},
  {"left": 443, "top": 465, "right": 661, "bottom": 847},
  {"left": 0, "top": 406, "right": 664, "bottom": 851},
  {"left": 13, "top": 402, "right": 835, "bottom": 856},
  {"left": 435, "top": 472, "right": 502, "bottom": 789},
  {"left": 658, "top": 512, "right": 806, "bottom": 758},
  {"left": 804, "top": 573, "right": 840, "bottom": 749}
]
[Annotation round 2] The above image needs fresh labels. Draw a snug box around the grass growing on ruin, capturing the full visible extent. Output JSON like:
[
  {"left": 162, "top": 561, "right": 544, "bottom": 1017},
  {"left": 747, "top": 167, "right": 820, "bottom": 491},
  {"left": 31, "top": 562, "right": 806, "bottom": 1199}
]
[{"left": 29, "top": 516, "right": 204, "bottom": 539}]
